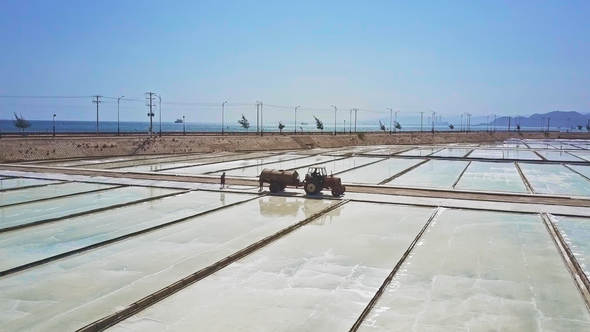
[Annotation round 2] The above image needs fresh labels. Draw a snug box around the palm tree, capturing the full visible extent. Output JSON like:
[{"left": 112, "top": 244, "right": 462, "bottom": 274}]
[
  {"left": 314, "top": 116, "right": 324, "bottom": 131},
  {"left": 278, "top": 121, "right": 285, "bottom": 133},
  {"left": 13, "top": 113, "right": 31, "bottom": 135},
  {"left": 449, "top": 124, "right": 454, "bottom": 130},
  {"left": 237, "top": 114, "right": 250, "bottom": 132}
]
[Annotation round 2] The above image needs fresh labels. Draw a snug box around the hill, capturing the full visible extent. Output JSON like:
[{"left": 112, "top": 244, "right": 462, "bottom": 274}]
[{"left": 490, "top": 111, "right": 590, "bottom": 129}]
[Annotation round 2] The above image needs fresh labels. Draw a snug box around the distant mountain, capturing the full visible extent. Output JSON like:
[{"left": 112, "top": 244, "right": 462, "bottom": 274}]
[{"left": 489, "top": 111, "right": 590, "bottom": 129}]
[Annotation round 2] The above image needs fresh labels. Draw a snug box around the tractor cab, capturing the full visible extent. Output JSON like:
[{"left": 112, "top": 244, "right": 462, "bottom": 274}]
[{"left": 307, "top": 166, "right": 327, "bottom": 178}]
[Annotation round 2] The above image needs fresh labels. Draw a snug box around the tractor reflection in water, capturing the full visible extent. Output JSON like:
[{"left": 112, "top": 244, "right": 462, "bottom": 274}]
[
  {"left": 258, "top": 166, "right": 346, "bottom": 197},
  {"left": 257, "top": 196, "right": 338, "bottom": 218}
]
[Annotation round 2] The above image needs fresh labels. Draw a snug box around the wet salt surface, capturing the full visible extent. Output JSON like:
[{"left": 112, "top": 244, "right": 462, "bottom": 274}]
[
  {"left": 398, "top": 147, "right": 440, "bottom": 156},
  {"left": 360, "top": 209, "right": 590, "bottom": 331},
  {"left": 0, "top": 186, "right": 180, "bottom": 230},
  {"left": 389, "top": 159, "right": 468, "bottom": 189},
  {"left": 431, "top": 148, "right": 472, "bottom": 157},
  {"left": 455, "top": 161, "right": 527, "bottom": 193},
  {"left": 167, "top": 154, "right": 312, "bottom": 176},
  {"left": 110, "top": 152, "right": 270, "bottom": 172},
  {"left": 110, "top": 202, "right": 436, "bottom": 331},
  {"left": 570, "top": 151, "right": 590, "bottom": 162},
  {"left": 519, "top": 163, "right": 590, "bottom": 196},
  {"left": 536, "top": 150, "right": 583, "bottom": 162},
  {"left": 553, "top": 215, "right": 590, "bottom": 280},
  {"left": 468, "top": 149, "right": 541, "bottom": 160},
  {"left": 338, "top": 158, "right": 423, "bottom": 184},
  {"left": 0, "top": 191, "right": 255, "bottom": 271},
  {"left": 0, "top": 196, "right": 335, "bottom": 331},
  {"left": 0, "top": 178, "right": 61, "bottom": 191},
  {"left": 293, "top": 156, "right": 382, "bottom": 177},
  {"left": 0, "top": 182, "right": 116, "bottom": 207}
]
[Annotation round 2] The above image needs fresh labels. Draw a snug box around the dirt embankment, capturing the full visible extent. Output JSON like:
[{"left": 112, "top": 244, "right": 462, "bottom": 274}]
[{"left": 1, "top": 131, "right": 588, "bottom": 162}]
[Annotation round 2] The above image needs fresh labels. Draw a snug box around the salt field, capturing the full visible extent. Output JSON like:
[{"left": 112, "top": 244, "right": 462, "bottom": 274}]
[
  {"left": 1, "top": 138, "right": 590, "bottom": 331},
  {"left": 361, "top": 210, "right": 590, "bottom": 331}
]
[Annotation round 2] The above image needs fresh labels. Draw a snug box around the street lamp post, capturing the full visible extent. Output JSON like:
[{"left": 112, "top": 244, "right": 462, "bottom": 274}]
[
  {"left": 331, "top": 105, "right": 337, "bottom": 135},
  {"left": 431, "top": 111, "right": 436, "bottom": 133},
  {"left": 221, "top": 101, "right": 228, "bottom": 135},
  {"left": 52, "top": 113, "right": 56, "bottom": 137},
  {"left": 294, "top": 106, "right": 300, "bottom": 134},
  {"left": 260, "top": 101, "right": 263, "bottom": 136},
  {"left": 386, "top": 108, "right": 392, "bottom": 134},
  {"left": 349, "top": 109, "right": 353, "bottom": 134},
  {"left": 420, "top": 112, "right": 424, "bottom": 132},
  {"left": 117, "top": 96, "right": 124, "bottom": 136}
]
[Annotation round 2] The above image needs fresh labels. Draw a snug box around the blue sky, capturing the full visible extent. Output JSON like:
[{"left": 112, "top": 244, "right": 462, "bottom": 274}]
[{"left": 0, "top": 0, "right": 589, "bottom": 124}]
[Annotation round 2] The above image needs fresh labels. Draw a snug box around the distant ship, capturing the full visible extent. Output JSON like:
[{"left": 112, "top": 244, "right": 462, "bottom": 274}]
[
  {"left": 300, "top": 122, "right": 309, "bottom": 125},
  {"left": 174, "top": 118, "right": 183, "bottom": 123}
]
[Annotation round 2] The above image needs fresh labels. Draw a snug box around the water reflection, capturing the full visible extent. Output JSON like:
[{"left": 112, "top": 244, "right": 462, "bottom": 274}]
[{"left": 258, "top": 196, "right": 339, "bottom": 218}]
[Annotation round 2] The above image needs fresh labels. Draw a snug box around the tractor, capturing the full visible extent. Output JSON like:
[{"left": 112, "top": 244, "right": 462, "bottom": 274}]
[
  {"left": 302, "top": 166, "right": 345, "bottom": 197},
  {"left": 258, "top": 166, "right": 345, "bottom": 197}
]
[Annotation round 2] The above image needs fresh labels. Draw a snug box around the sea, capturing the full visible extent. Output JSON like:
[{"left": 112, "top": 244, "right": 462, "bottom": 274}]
[{"left": 0, "top": 119, "right": 558, "bottom": 134}]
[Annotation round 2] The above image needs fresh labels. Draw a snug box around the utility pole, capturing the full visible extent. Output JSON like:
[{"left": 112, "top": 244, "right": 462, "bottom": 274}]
[
  {"left": 52, "top": 113, "right": 56, "bottom": 137},
  {"left": 156, "top": 94, "right": 162, "bottom": 137},
  {"left": 221, "top": 101, "right": 227, "bottom": 135},
  {"left": 183, "top": 115, "right": 186, "bottom": 135},
  {"left": 386, "top": 108, "right": 392, "bottom": 135},
  {"left": 117, "top": 96, "right": 124, "bottom": 136},
  {"left": 92, "top": 95, "right": 102, "bottom": 134},
  {"left": 294, "top": 105, "right": 300, "bottom": 134},
  {"left": 331, "top": 105, "right": 337, "bottom": 135},
  {"left": 145, "top": 92, "right": 156, "bottom": 135},
  {"left": 354, "top": 108, "right": 358, "bottom": 133},
  {"left": 493, "top": 114, "right": 496, "bottom": 132},
  {"left": 420, "top": 112, "right": 424, "bottom": 132}
]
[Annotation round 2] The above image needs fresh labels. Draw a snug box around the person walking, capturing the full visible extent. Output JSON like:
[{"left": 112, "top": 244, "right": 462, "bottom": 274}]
[{"left": 220, "top": 172, "right": 226, "bottom": 189}]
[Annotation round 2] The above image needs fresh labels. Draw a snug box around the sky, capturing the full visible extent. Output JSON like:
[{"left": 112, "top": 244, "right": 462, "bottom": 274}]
[{"left": 0, "top": 0, "right": 589, "bottom": 124}]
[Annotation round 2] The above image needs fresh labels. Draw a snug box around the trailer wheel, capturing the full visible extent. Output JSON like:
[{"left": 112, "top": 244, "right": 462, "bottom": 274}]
[{"left": 269, "top": 182, "right": 283, "bottom": 193}]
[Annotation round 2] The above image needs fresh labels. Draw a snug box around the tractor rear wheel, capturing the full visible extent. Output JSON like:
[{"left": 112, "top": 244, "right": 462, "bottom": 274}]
[
  {"left": 304, "top": 181, "right": 321, "bottom": 195},
  {"left": 331, "top": 186, "right": 343, "bottom": 197}
]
